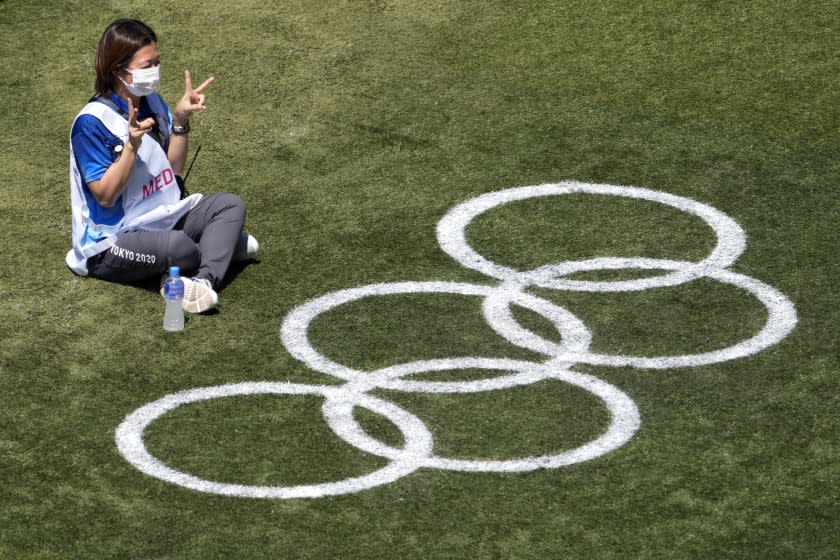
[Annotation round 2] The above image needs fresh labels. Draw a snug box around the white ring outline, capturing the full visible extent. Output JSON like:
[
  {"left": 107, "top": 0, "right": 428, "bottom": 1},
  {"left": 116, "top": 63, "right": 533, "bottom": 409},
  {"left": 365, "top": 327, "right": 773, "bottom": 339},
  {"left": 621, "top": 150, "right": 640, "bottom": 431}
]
[
  {"left": 115, "top": 382, "right": 433, "bottom": 499},
  {"left": 436, "top": 182, "right": 747, "bottom": 292},
  {"left": 337, "top": 361, "right": 640, "bottom": 472},
  {"left": 485, "top": 261, "right": 798, "bottom": 369},
  {"left": 280, "top": 280, "right": 592, "bottom": 389}
]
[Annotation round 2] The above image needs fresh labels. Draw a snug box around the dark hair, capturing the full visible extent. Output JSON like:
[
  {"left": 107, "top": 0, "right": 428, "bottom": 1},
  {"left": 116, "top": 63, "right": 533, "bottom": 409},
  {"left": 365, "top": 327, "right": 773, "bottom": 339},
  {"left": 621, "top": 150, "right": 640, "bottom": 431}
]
[{"left": 94, "top": 19, "right": 157, "bottom": 96}]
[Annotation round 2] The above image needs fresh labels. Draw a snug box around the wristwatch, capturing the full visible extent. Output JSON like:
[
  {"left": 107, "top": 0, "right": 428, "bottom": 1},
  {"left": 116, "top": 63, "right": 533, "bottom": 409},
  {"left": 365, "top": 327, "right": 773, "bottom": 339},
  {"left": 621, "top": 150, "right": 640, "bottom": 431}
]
[{"left": 172, "top": 122, "right": 191, "bottom": 135}]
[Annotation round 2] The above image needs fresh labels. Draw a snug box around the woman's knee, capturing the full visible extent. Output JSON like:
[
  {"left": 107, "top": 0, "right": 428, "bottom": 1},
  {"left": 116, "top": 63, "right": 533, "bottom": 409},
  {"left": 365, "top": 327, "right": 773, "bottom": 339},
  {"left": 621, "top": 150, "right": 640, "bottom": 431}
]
[
  {"left": 166, "top": 230, "right": 201, "bottom": 270},
  {"left": 219, "top": 192, "right": 246, "bottom": 219}
]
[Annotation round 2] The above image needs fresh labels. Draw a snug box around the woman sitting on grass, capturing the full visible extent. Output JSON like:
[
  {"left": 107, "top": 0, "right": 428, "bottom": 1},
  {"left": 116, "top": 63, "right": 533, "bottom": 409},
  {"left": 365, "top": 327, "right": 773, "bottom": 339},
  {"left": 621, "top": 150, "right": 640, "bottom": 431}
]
[{"left": 66, "top": 18, "right": 257, "bottom": 313}]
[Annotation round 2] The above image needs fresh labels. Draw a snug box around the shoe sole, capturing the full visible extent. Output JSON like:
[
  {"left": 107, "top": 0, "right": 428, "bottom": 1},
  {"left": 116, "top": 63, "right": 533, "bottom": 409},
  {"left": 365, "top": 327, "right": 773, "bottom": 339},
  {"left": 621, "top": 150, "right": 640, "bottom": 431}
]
[{"left": 182, "top": 279, "right": 218, "bottom": 313}]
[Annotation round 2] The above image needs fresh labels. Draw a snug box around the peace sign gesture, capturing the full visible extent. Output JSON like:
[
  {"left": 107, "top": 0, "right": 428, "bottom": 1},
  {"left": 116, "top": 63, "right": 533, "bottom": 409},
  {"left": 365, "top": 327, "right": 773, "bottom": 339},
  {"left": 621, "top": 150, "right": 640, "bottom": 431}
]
[
  {"left": 173, "top": 69, "right": 215, "bottom": 125},
  {"left": 126, "top": 97, "right": 156, "bottom": 150}
]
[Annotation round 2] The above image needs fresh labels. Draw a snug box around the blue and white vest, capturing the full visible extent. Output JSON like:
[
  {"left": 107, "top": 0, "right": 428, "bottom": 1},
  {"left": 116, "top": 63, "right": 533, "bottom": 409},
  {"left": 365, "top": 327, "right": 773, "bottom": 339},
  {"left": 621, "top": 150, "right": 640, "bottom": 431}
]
[{"left": 66, "top": 96, "right": 202, "bottom": 275}]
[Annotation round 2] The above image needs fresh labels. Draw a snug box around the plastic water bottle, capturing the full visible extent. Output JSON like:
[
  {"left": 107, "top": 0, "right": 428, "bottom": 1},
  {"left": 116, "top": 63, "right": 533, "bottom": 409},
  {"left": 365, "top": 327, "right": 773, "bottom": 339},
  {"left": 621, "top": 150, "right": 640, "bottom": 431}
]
[{"left": 163, "top": 266, "right": 185, "bottom": 331}]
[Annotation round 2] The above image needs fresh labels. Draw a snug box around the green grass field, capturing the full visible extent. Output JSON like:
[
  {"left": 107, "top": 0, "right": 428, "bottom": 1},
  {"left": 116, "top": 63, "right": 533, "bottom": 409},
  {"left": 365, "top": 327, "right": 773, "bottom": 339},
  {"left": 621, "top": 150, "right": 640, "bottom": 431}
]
[{"left": 1, "top": 0, "right": 838, "bottom": 558}]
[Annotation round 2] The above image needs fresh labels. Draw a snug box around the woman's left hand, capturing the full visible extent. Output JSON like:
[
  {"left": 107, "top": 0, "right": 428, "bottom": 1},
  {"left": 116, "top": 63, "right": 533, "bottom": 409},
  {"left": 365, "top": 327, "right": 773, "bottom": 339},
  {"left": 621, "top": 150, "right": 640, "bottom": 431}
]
[{"left": 173, "top": 70, "right": 214, "bottom": 125}]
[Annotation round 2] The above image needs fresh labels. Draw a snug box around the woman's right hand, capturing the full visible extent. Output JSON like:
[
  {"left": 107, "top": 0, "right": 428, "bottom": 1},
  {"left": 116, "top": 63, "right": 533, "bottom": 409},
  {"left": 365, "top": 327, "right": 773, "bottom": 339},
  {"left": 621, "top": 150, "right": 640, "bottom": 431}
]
[{"left": 127, "top": 97, "right": 156, "bottom": 151}]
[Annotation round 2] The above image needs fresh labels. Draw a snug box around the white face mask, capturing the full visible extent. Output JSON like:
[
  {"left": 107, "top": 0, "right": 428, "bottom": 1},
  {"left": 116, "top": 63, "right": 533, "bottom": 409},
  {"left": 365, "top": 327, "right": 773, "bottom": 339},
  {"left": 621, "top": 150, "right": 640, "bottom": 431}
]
[{"left": 119, "top": 65, "right": 160, "bottom": 97}]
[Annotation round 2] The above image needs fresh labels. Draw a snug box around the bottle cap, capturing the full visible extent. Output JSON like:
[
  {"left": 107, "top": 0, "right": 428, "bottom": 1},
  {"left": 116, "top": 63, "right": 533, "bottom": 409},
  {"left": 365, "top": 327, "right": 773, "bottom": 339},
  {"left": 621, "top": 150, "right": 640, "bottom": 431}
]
[{"left": 169, "top": 266, "right": 180, "bottom": 277}]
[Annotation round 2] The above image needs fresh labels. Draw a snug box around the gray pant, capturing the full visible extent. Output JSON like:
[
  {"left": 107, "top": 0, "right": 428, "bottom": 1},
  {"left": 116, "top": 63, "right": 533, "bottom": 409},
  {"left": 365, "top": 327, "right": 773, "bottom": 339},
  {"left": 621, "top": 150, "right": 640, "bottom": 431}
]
[{"left": 87, "top": 192, "right": 246, "bottom": 290}]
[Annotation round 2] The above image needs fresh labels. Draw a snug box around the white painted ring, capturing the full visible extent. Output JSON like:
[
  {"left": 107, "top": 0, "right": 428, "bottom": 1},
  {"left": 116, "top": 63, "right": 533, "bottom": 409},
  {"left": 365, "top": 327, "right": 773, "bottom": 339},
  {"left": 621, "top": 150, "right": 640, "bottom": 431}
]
[
  {"left": 436, "top": 182, "right": 747, "bottom": 292},
  {"left": 486, "top": 260, "right": 797, "bottom": 369},
  {"left": 337, "top": 362, "right": 641, "bottom": 472},
  {"left": 115, "top": 382, "right": 432, "bottom": 499},
  {"left": 281, "top": 280, "right": 592, "bottom": 388},
  {"left": 575, "top": 266, "right": 798, "bottom": 368}
]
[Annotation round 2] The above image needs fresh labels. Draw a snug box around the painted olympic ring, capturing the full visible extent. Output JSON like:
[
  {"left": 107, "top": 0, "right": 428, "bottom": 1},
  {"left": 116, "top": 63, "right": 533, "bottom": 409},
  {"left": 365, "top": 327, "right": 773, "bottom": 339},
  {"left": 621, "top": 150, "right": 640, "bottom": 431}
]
[
  {"left": 116, "top": 181, "right": 797, "bottom": 499},
  {"left": 437, "top": 182, "right": 747, "bottom": 292},
  {"left": 116, "top": 382, "right": 433, "bottom": 499}
]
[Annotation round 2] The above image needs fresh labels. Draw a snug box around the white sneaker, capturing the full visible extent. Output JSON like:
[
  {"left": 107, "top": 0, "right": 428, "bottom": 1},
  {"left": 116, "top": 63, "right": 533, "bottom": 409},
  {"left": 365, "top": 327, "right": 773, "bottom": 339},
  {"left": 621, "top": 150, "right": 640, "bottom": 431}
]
[
  {"left": 181, "top": 277, "right": 219, "bottom": 313},
  {"left": 234, "top": 232, "right": 259, "bottom": 262}
]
